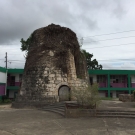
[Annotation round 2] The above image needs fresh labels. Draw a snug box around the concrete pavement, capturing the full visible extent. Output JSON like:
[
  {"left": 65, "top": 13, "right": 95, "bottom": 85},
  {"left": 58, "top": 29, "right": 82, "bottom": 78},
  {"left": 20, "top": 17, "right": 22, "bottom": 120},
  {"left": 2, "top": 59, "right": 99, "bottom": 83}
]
[{"left": 0, "top": 106, "right": 135, "bottom": 135}]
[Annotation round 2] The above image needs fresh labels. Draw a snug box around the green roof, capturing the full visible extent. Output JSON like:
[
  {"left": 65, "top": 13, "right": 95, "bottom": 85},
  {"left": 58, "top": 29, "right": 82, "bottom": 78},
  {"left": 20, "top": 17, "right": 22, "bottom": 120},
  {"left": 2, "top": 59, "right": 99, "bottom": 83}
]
[
  {"left": 0, "top": 67, "right": 6, "bottom": 73},
  {"left": 7, "top": 86, "right": 20, "bottom": 90},
  {"left": 0, "top": 67, "right": 24, "bottom": 74},
  {"left": 8, "top": 69, "right": 24, "bottom": 74},
  {"left": 88, "top": 69, "right": 135, "bottom": 75}
]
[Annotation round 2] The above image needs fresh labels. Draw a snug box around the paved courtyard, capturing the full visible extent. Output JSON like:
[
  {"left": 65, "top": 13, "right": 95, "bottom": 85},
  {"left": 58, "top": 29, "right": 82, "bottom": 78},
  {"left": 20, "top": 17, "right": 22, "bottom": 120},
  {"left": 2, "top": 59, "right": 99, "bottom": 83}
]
[
  {"left": 98, "top": 99, "right": 135, "bottom": 111},
  {"left": 0, "top": 104, "right": 135, "bottom": 135}
]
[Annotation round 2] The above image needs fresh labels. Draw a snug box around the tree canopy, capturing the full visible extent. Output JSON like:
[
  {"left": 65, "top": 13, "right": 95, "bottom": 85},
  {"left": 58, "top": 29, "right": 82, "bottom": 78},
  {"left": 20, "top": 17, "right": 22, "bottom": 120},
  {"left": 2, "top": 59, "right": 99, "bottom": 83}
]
[
  {"left": 82, "top": 50, "right": 102, "bottom": 70},
  {"left": 20, "top": 34, "right": 32, "bottom": 57}
]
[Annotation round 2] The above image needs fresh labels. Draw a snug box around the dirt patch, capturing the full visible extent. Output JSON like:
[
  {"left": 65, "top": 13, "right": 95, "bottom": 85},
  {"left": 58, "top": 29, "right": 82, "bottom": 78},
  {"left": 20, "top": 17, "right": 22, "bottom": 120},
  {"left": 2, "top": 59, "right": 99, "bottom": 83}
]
[{"left": 0, "top": 104, "right": 12, "bottom": 109}]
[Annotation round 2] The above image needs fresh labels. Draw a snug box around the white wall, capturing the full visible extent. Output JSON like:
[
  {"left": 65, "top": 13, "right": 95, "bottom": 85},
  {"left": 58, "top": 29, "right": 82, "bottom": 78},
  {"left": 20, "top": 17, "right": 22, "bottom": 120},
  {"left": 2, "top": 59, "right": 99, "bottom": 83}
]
[
  {"left": 93, "top": 75, "right": 97, "bottom": 83},
  {"left": 0, "top": 72, "right": 6, "bottom": 83},
  {"left": 9, "top": 90, "right": 18, "bottom": 98},
  {"left": 89, "top": 75, "right": 97, "bottom": 83},
  {"left": 112, "top": 91, "right": 116, "bottom": 98},
  {"left": 9, "top": 91, "right": 14, "bottom": 98},
  {"left": 131, "top": 75, "right": 135, "bottom": 83}
]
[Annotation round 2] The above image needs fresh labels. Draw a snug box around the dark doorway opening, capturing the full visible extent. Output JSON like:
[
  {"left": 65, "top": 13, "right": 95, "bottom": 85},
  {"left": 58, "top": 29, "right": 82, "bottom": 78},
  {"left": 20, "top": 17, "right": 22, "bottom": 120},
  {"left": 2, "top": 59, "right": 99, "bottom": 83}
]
[
  {"left": 89, "top": 77, "right": 93, "bottom": 85},
  {"left": 58, "top": 85, "right": 70, "bottom": 102},
  {"left": 10, "top": 76, "right": 15, "bottom": 86}
]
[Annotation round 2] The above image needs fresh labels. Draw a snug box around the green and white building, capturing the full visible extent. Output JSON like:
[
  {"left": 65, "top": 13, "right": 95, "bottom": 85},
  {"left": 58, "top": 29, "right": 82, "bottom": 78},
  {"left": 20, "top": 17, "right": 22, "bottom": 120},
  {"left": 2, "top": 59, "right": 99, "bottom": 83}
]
[
  {"left": 0, "top": 67, "right": 23, "bottom": 99},
  {"left": 0, "top": 66, "right": 135, "bottom": 99},
  {"left": 89, "top": 69, "right": 135, "bottom": 98}
]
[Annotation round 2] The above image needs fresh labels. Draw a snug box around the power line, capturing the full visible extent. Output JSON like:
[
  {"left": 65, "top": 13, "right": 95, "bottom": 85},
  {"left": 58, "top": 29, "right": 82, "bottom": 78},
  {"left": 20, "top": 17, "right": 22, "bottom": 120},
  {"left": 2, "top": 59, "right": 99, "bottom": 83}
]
[
  {"left": 84, "top": 35, "right": 135, "bottom": 43},
  {"left": 0, "top": 44, "right": 21, "bottom": 46},
  {"left": 100, "top": 61, "right": 134, "bottom": 63},
  {"left": 9, "top": 61, "right": 25, "bottom": 63},
  {"left": 8, "top": 54, "right": 25, "bottom": 55},
  {"left": 89, "top": 59, "right": 135, "bottom": 62},
  {"left": 83, "top": 29, "right": 135, "bottom": 38},
  {"left": 0, "top": 47, "right": 21, "bottom": 49},
  {"left": 2, "top": 58, "right": 135, "bottom": 62},
  {"left": 7, "top": 59, "right": 135, "bottom": 63},
  {"left": 103, "top": 67, "right": 135, "bottom": 68},
  {"left": 0, "top": 53, "right": 24, "bottom": 55},
  {"left": 84, "top": 42, "right": 135, "bottom": 49},
  {"left": 9, "top": 60, "right": 24, "bottom": 62},
  {"left": 98, "top": 58, "right": 135, "bottom": 61}
]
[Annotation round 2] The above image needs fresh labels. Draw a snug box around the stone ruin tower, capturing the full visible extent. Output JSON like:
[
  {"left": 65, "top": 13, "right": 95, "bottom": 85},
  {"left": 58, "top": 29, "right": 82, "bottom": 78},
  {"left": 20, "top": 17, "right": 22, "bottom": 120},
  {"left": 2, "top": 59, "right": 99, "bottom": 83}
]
[{"left": 13, "top": 24, "right": 88, "bottom": 108}]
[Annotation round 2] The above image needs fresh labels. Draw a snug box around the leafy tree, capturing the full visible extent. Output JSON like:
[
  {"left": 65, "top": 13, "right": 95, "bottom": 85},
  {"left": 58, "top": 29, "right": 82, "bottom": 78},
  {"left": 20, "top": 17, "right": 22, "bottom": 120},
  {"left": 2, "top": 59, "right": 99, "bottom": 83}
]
[
  {"left": 20, "top": 34, "right": 32, "bottom": 57},
  {"left": 82, "top": 50, "right": 102, "bottom": 70}
]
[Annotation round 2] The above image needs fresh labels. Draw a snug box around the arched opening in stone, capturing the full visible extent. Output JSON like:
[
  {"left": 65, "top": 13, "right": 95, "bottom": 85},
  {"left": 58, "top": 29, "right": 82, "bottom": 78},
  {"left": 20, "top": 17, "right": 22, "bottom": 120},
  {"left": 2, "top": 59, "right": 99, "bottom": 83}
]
[{"left": 58, "top": 85, "right": 70, "bottom": 102}]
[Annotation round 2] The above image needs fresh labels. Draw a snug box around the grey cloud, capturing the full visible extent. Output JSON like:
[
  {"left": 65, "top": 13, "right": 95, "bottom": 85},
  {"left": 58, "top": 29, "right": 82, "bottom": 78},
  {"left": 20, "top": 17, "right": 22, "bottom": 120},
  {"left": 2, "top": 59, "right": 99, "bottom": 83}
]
[
  {"left": 112, "top": 0, "right": 127, "bottom": 19},
  {"left": 0, "top": 0, "right": 135, "bottom": 69},
  {"left": 0, "top": 0, "right": 130, "bottom": 45},
  {"left": 0, "top": 0, "right": 100, "bottom": 45}
]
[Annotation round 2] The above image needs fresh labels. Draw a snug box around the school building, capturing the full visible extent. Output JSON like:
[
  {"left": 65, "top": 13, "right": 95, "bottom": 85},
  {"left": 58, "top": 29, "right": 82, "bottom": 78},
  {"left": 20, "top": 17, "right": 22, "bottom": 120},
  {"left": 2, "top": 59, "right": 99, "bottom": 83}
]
[
  {"left": 0, "top": 67, "right": 23, "bottom": 100},
  {"left": 0, "top": 66, "right": 135, "bottom": 99},
  {"left": 89, "top": 69, "right": 135, "bottom": 98}
]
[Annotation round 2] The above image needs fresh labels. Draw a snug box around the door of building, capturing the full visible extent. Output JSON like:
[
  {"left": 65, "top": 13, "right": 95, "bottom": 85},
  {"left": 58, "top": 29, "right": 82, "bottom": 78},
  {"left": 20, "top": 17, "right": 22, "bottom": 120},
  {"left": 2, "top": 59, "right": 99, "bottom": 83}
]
[
  {"left": 59, "top": 86, "right": 70, "bottom": 102},
  {"left": 10, "top": 76, "right": 15, "bottom": 86},
  {"left": 89, "top": 77, "right": 93, "bottom": 85}
]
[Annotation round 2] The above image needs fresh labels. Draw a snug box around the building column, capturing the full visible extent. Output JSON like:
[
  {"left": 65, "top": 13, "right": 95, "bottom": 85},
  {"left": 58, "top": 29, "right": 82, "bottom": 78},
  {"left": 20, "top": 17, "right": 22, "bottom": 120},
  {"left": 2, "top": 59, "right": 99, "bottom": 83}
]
[
  {"left": 112, "top": 91, "right": 116, "bottom": 98},
  {"left": 128, "top": 74, "right": 131, "bottom": 94},
  {"left": 107, "top": 74, "right": 110, "bottom": 97}
]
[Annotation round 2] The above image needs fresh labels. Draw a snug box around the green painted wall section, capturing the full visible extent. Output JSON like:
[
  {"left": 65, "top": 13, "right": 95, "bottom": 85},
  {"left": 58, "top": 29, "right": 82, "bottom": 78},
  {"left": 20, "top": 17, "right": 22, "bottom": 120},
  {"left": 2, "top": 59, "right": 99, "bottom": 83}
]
[
  {"left": 88, "top": 69, "right": 135, "bottom": 75},
  {"left": 0, "top": 67, "right": 24, "bottom": 74},
  {"left": 7, "top": 86, "right": 20, "bottom": 90},
  {"left": 8, "top": 69, "right": 24, "bottom": 74},
  {"left": 99, "top": 88, "right": 135, "bottom": 91},
  {"left": 0, "top": 83, "right": 6, "bottom": 85},
  {"left": 0, "top": 67, "right": 6, "bottom": 73}
]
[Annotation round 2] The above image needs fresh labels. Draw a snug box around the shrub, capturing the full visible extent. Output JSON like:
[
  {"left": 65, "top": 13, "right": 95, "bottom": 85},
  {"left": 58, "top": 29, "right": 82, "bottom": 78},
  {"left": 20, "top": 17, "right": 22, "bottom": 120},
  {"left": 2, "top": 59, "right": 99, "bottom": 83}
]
[
  {"left": 0, "top": 99, "right": 2, "bottom": 103},
  {"left": 71, "top": 83, "right": 100, "bottom": 109},
  {"left": 2, "top": 95, "right": 8, "bottom": 101},
  {"left": 4, "top": 99, "right": 12, "bottom": 103},
  {"left": 0, "top": 98, "right": 12, "bottom": 104},
  {"left": 133, "top": 90, "right": 135, "bottom": 99}
]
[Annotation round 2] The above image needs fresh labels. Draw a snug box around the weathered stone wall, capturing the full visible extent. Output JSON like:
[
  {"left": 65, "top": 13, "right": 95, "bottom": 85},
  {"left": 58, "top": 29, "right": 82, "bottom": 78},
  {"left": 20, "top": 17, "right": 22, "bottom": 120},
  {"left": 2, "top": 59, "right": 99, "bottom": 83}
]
[
  {"left": 65, "top": 109, "right": 96, "bottom": 118},
  {"left": 66, "top": 50, "right": 88, "bottom": 90},
  {"left": 19, "top": 49, "right": 88, "bottom": 101},
  {"left": 13, "top": 24, "right": 88, "bottom": 107},
  {"left": 119, "top": 94, "right": 135, "bottom": 102}
]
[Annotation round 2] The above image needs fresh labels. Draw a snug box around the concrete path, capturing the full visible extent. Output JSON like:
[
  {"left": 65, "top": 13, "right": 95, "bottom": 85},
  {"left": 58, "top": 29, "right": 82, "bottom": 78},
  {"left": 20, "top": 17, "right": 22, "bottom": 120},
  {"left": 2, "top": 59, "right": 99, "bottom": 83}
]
[
  {"left": 0, "top": 107, "right": 135, "bottom": 135},
  {"left": 98, "top": 100, "right": 135, "bottom": 111}
]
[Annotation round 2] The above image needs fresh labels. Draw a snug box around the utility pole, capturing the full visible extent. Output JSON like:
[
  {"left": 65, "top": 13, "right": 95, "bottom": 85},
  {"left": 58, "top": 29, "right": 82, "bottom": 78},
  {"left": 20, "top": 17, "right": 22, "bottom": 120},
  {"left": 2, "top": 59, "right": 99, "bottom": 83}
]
[
  {"left": 5, "top": 52, "right": 8, "bottom": 96},
  {"left": 5, "top": 52, "right": 7, "bottom": 69}
]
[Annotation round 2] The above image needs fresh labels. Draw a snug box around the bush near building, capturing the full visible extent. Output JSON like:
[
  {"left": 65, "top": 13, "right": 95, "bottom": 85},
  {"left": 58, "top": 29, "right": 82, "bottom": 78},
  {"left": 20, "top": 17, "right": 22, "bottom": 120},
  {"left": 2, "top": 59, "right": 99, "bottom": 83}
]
[{"left": 71, "top": 83, "right": 100, "bottom": 109}]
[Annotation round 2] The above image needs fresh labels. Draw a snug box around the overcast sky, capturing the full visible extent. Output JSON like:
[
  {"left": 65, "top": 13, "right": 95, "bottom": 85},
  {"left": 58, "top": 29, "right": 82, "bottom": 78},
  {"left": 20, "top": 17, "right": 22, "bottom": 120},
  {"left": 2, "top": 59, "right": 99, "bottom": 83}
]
[{"left": 0, "top": 0, "right": 135, "bottom": 69}]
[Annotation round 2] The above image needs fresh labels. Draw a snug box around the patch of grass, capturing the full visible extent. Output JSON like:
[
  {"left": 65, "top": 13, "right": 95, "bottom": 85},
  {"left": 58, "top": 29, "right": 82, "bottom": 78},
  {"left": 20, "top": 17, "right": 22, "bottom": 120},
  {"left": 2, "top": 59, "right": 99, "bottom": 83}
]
[
  {"left": 100, "top": 97, "right": 113, "bottom": 100},
  {"left": 0, "top": 99, "right": 12, "bottom": 105}
]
